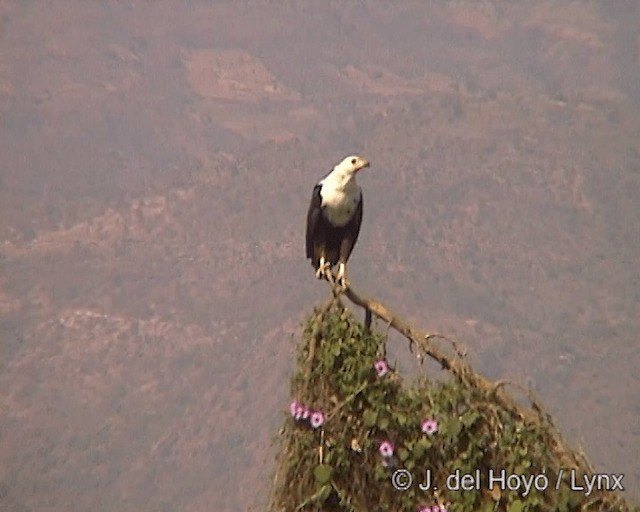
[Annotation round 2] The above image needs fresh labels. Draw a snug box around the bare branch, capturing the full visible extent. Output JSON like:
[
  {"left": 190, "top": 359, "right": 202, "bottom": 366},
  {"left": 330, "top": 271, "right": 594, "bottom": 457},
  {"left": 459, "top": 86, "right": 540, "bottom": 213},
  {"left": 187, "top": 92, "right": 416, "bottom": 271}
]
[{"left": 340, "top": 282, "right": 585, "bottom": 471}]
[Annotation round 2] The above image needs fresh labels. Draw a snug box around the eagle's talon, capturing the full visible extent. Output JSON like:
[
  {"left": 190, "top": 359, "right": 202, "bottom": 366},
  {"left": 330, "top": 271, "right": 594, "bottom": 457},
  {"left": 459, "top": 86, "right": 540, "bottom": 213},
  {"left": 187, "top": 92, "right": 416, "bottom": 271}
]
[
  {"left": 324, "top": 268, "right": 335, "bottom": 284},
  {"left": 335, "top": 263, "right": 349, "bottom": 289},
  {"left": 339, "top": 277, "right": 349, "bottom": 289},
  {"left": 315, "top": 257, "right": 331, "bottom": 280}
]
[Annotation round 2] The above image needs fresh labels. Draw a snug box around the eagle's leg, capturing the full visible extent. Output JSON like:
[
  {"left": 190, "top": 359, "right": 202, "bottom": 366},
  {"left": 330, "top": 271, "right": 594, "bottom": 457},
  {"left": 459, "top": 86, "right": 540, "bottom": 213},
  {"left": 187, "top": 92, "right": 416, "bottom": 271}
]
[
  {"left": 315, "top": 256, "right": 333, "bottom": 283},
  {"left": 335, "top": 262, "right": 349, "bottom": 289},
  {"left": 325, "top": 267, "right": 335, "bottom": 285}
]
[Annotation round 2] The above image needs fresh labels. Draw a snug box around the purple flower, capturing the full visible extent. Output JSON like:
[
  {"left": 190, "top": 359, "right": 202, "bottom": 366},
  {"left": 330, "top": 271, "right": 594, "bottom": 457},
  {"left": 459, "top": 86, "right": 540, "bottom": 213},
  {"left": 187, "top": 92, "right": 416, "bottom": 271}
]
[
  {"left": 421, "top": 419, "right": 438, "bottom": 435},
  {"left": 418, "top": 507, "right": 433, "bottom": 512},
  {"left": 378, "top": 440, "right": 394, "bottom": 458},
  {"left": 374, "top": 359, "right": 389, "bottom": 377},
  {"left": 310, "top": 411, "right": 325, "bottom": 429},
  {"left": 289, "top": 401, "right": 299, "bottom": 417},
  {"left": 294, "top": 404, "right": 309, "bottom": 421}
]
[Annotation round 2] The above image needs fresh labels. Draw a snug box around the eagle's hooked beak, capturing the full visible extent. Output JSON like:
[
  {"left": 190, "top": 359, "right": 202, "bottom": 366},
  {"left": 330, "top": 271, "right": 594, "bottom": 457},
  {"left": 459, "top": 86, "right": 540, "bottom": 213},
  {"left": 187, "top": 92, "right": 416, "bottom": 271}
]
[{"left": 355, "top": 158, "right": 370, "bottom": 172}]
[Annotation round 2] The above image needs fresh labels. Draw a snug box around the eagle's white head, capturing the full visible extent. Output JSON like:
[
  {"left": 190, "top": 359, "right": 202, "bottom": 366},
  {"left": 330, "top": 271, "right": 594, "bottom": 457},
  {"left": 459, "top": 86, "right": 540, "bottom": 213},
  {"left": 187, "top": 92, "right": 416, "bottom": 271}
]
[
  {"left": 319, "top": 155, "right": 369, "bottom": 225},
  {"left": 334, "top": 155, "right": 370, "bottom": 177},
  {"left": 323, "top": 155, "right": 370, "bottom": 192}
]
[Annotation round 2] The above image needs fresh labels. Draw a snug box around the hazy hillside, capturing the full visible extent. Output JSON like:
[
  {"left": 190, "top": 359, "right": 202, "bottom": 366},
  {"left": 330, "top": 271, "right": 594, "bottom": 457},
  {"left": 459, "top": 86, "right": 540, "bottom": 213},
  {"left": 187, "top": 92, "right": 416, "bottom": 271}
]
[{"left": 1, "top": 2, "right": 638, "bottom": 510}]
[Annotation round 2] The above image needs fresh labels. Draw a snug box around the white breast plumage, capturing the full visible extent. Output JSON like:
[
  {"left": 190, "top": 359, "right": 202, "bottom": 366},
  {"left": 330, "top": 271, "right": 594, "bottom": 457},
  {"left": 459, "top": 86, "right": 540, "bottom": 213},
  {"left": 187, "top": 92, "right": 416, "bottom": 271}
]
[{"left": 321, "top": 188, "right": 359, "bottom": 227}]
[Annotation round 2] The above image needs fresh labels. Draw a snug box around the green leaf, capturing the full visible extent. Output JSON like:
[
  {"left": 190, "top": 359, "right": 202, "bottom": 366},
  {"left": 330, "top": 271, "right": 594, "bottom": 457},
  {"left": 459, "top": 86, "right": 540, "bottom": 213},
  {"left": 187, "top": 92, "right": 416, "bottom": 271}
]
[
  {"left": 417, "top": 438, "right": 432, "bottom": 450},
  {"left": 482, "top": 501, "right": 496, "bottom": 512},
  {"left": 398, "top": 447, "right": 409, "bottom": 462},
  {"left": 482, "top": 500, "right": 496, "bottom": 512},
  {"left": 412, "top": 443, "right": 425, "bottom": 460},
  {"left": 363, "top": 409, "right": 378, "bottom": 427},
  {"left": 317, "top": 484, "right": 332, "bottom": 502},
  {"left": 323, "top": 353, "right": 335, "bottom": 369},
  {"left": 374, "top": 464, "right": 387, "bottom": 481},
  {"left": 567, "top": 488, "right": 582, "bottom": 507},
  {"left": 313, "top": 464, "right": 333, "bottom": 485},
  {"left": 508, "top": 500, "right": 523, "bottom": 512},
  {"left": 377, "top": 415, "right": 390, "bottom": 430},
  {"left": 461, "top": 410, "right": 480, "bottom": 427},
  {"left": 444, "top": 417, "right": 462, "bottom": 438}
]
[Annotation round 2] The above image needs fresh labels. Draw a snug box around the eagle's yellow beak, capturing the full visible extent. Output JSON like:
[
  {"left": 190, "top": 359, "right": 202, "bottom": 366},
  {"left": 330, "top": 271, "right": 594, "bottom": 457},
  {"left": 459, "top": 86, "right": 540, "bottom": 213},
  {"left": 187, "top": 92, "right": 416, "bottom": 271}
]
[{"left": 355, "top": 158, "right": 370, "bottom": 172}]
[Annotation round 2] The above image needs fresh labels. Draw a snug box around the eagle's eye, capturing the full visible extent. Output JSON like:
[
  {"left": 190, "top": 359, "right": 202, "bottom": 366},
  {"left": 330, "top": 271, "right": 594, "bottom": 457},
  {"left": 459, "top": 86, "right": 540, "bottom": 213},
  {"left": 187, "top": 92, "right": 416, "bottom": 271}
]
[{"left": 351, "top": 158, "right": 357, "bottom": 165}]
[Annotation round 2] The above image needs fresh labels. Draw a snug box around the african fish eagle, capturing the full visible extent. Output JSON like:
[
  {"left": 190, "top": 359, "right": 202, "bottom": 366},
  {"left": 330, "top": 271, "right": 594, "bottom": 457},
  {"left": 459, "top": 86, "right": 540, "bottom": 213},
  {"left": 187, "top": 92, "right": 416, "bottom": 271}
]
[{"left": 305, "top": 155, "right": 370, "bottom": 288}]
